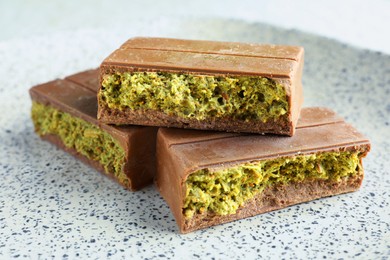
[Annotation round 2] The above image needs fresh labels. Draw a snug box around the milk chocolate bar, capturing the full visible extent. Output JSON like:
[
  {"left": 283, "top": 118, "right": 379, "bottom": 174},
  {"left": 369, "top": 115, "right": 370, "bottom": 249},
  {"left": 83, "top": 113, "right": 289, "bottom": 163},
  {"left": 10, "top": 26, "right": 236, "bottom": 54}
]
[
  {"left": 155, "top": 107, "right": 370, "bottom": 233},
  {"left": 98, "top": 37, "right": 304, "bottom": 136},
  {"left": 30, "top": 70, "right": 158, "bottom": 191}
]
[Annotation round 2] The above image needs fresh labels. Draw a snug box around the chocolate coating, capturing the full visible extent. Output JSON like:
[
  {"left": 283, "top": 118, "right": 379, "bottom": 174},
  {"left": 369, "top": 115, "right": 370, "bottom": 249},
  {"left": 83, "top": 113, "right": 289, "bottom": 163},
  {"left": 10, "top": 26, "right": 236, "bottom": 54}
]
[
  {"left": 65, "top": 68, "right": 100, "bottom": 92},
  {"left": 30, "top": 70, "right": 158, "bottom": 191},
  {"left": 120, "top": 37, "right": 304, "bottom": 60},
  {"left": 98, "top": 37, "right": 304, "bottom": 136},
  {"left": 155, "top": 107, "right": 371, "bottom": 233}
]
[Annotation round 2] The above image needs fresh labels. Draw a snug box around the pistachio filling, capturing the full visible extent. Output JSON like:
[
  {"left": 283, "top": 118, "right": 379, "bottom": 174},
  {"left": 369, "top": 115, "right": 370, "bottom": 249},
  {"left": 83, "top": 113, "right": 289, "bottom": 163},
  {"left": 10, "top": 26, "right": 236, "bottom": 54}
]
[
  {"left": 31, "top": 102, "right": 128, "bottom": 184},
  {"left": 183, "top": 151, "right": 362, "bottom": 218},
  {"left": 99, "top": 72, "right": 288, "bottom": 122}
]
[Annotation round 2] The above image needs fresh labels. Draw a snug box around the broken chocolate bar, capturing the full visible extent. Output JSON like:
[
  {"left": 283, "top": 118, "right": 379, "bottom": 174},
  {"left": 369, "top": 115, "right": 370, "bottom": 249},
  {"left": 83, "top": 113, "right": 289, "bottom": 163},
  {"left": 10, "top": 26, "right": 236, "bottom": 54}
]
[
  {"left": 30, "top": 70, "right": 158, "bottom": 191},
  {"left": 98, "top": 37, "right": 304, "bottom": 136},
  {"left": 155, "top": 107, "right": 370, "bottom": 233}
]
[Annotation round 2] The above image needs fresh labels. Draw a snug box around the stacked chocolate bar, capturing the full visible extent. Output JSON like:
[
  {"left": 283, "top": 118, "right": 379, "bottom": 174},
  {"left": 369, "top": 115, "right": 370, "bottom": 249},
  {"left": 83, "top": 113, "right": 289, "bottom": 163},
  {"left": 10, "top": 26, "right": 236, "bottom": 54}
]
[{"left": 30, "top": 37, "right": 370, "bottom": 233}]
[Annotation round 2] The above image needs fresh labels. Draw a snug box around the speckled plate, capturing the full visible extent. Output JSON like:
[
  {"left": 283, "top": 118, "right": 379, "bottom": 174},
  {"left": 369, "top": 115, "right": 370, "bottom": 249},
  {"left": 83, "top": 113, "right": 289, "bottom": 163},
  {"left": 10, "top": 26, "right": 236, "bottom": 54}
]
[{"left": 0, "top": 17, "right": 389, "bottom": 259}]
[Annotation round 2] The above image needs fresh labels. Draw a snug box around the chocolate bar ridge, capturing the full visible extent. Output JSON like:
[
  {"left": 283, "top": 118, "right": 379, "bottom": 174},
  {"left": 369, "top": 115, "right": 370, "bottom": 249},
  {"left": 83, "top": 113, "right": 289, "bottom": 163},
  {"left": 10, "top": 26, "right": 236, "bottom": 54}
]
[
  {"left": 65, "top": 68, "right": 100, "bottom": 92},
  {"left": 98, "top": 37, "right": 304, "bottom": 136},
  {"left": 155, "top": 107, "right": 370, "bottom": 233},
  {"left": 30, "top": 70, "right": 158, "bottom": 191}
]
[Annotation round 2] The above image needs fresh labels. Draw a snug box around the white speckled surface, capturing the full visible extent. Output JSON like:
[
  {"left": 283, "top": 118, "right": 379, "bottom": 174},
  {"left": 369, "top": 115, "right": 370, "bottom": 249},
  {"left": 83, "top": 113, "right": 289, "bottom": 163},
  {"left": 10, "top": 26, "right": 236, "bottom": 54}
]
[{"left": 0, "top": 18, "right": 389, "bottom": 259}]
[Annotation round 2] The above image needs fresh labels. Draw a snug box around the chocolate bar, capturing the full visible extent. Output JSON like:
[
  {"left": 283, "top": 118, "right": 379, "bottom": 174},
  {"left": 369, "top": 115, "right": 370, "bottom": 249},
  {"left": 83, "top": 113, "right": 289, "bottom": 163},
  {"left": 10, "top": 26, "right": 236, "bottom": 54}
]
[
  {"left": 98, "top": 37, "right": 304, "bottom": 136},
  {"left": 30, "top": 70, "right": 158, "bottom": 191},
  {"left": 155, "top": 107, "right": 370, "bottom": 233}
]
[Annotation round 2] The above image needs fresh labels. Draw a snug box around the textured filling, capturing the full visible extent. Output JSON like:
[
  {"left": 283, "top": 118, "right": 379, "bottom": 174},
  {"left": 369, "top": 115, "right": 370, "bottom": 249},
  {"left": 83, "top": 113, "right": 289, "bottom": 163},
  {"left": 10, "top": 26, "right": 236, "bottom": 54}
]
[
  {"left": 183, "top": 151, "right": 363, "bottom": 218},
  {"left": 99, "top": 72, "right": 288, "bottom": 122},
  {"left": 31, "top": 102, "right": 128, "bottom": 184}
]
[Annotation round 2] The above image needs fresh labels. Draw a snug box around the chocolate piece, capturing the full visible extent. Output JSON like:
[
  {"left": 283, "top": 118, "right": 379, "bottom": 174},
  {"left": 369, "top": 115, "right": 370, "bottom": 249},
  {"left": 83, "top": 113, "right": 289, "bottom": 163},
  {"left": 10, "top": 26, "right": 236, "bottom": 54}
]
[
  {"left": 155, "top": 107, "right": 370, "bottom": 233},
  {"left": 98, "top": 37, "right": 304, "bottom": 136},
  {"left": 30, "top": 71, "right": 158, "bottom": 191}
]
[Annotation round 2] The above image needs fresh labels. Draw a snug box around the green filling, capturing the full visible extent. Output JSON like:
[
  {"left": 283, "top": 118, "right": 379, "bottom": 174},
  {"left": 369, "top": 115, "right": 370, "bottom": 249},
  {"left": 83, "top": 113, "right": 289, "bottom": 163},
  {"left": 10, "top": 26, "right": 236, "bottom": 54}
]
[
  {"left": 99, "top": 72, "right": 288, "bottom": 122},
  {"left": 183, "top": 151, "right": 362, "bottom": 218},
  {"left": 31, "top": 102, "right": 128, "bottom": 184}
]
